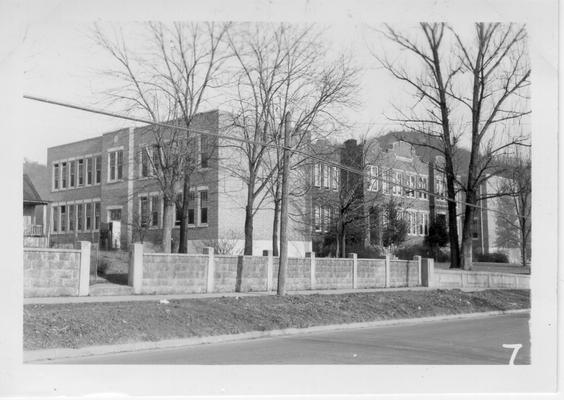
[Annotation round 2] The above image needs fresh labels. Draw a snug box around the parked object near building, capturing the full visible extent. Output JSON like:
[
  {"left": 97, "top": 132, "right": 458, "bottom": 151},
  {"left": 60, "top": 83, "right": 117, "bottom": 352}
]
[{"left": 23, "top": 174, "right": 49, "bottom": 248}]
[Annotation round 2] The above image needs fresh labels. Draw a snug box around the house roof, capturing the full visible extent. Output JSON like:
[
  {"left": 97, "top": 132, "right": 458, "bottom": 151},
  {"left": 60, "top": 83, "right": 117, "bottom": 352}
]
[{"left": 23, "top": 174, "right": 48, "bottom": 205}]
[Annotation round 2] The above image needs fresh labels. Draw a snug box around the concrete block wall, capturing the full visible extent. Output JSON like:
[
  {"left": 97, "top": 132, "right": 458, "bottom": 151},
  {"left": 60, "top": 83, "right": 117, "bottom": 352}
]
[
  {"left": 389, "top": 260, "right": 419, "bottom": 287},
  {"left": 213, "top": 255, "right": 239, "bottom": 293},
  {"left": 285, "top": 257, "right": 311, "bottom": 290},
  {"left": 357, "top": 258, "right": 386, "bottom": 289},
  {"left": 315, "top": 258, "right": 354, "bottom": 289},
  {"left": 433, "top": 269, "right": 530, "bottom": 290},
  {"left": 141, "top": 253, "right": 208, "bottom": 294},
  {"left": 237, "top": 256, "right": 269, "bottom": 292},
  {"left": 24, "top": 242, "right": 91, "bottom": 297}
]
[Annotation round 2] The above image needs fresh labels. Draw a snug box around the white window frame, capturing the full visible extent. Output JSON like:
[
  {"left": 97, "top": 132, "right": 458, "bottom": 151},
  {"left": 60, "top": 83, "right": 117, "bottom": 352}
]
[
  {"left": 313, "top": 163, "right": 321, "bottom": 187},
  {"left": 368, "top": 165, "right": 378, "bottom": 192},
  {"left": 107, "top": 147, "right": 124, "bottom": 183}
]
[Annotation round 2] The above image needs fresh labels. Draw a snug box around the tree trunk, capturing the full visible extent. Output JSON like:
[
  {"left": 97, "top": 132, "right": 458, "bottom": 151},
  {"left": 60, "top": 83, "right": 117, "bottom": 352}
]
[
  {"left": 244, "top": 179, "right": 255, "bottom": 255},
  {"left": 272, "top": 198, "right": 280, "bottom": 256},
  {"left": 161, "top": 197, "right": 174, "bottom": 253},
  {"left": 178, "top": 173, "right": 191, "bottom": 253},
  {"left": 460, "top": 187, "right": 477, "bottom": 270},
  {"left": 340, "top": 229, "right": 346, "bottom": 258},
  {"left": 443, "top": 154, "right": 461, "bottom": 269}
]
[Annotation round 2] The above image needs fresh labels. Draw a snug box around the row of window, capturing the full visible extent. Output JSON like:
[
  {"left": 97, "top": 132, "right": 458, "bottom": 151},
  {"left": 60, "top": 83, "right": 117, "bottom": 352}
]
[
  {"left": 134, "top": 189, "right": 210, "bottom": 228},
  {"left": 312, "top": 204, "right": 431, "bottom": 237},
  {"left": 139, "top": 136, "right": 212, "bottom": 179},
  {"left": 53, "top": 155, "right": 102, "bottom": 191},
  {"left": 368, "top": 166, "right": 430, "bottom": 200},
  {"left": 313, "top": 163, "right": 340, "bottom": 190},
  {"left": 51, "top": 200, "right": 101, "bottom": 233}
]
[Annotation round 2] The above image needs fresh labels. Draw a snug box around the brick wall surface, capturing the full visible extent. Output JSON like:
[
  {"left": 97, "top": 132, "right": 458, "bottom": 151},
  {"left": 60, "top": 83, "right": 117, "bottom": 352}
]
[
  {"left": 315, "top": 258, "right": 353, "bottom": 289},
  {"left": 434, "top": 270, "right": 529, "bottom": 289},
  {"left": 24, "top": 249, "right": 81, "bottom": 297},
  {"left": 357, "top": 258, "right": 386, "bottom": 288},
  {"left": 141, "top": 254, "right": 208, "bottom": 294}
]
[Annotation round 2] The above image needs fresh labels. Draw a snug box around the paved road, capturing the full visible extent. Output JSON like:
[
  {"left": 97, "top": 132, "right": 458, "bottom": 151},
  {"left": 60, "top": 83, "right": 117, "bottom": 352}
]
[{"left": 54, "top": 312, "right": 530, "bottom": 365}]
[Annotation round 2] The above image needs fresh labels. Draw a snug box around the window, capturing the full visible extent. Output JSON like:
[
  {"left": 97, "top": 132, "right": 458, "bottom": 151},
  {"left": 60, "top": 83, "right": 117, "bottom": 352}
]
[
  {"left": 314, "top": 205, "right": 321, "bottom": 232},
  {"left": 313, "top": 163, "right": 321, "bottom": 187},
  {"left": 472, "top": 217, "right": 479, "bottom": 239},
  {"left": 61, "top": 162, "right": 68, "bottom": 189},
  {"left": 141, "top": 145, "right": 158, "bottom": 178},
  {"left": 53, "top": 163, "right": 60, "bottom": 190},
  {"left": 322, "top": 206, "right": 331, "bottom": 232},
  {"left": 151, "top": 196, "right": 160, "bottom": 227},
  {"left": 95, "top": 156, "right": 102, "bottom": 184},
  {"left": 331, "top": 167, "right": 339, "bottom": 191},
  {"left": 86, "top": 158, "right": 92, "bottom": 185},
  {"left": 52, "top": 206, "right": 59, "bottom": 232},
  {"left": 94, "top": 202, "right": 100, "bottom": 230},
  {"left": 86, "top": 203, "right": 92, "bottom": 230},
  {"left": 418, "top": 176, "right": 428, "bottom": 199},
  {"left": 68, "top": 204, "right": 75, "bottom": 231},
  {"left": 199, "top": 135, "right": 211, "bottom": 169},
  {"left": 109, "top": 208, "right": 121, "bottom": 222},
  {"left": 78, "top": 159, "right": 84, "bottom": 186},
  {"left": 409, "top": 175, "right": 416, "bottom": 198},
  {"left": 200, "top": 190, "right": 208, "bottom": 224},
  {"left": 60, "top": 205, "right": 67, "bottom": 232},
  {"left": 69, "top": 160, "right": 76, "bottom": 188},
  {"left": 368, "top": 165, "right": 378, "bottom": 192},
  {"left": 188, "top": 191, "right": 195, "bottom": 225},
  {"left": 140, "top": 197, "right": 149, "bottom": 227},
  {"left": 393, "top": 171, "right": 402, "bottom": 196},
  {"left": 175, "top": 193, "right": 183, "bottom": 226},
  {"left": 322, "top": 164, "right": 330, "bottom": 188},
  {"left": 77, "top": 204, "right": 83, "bottom": 231},
  {"left": 108, "top": 150, "right": 123, "bottom": 182}
]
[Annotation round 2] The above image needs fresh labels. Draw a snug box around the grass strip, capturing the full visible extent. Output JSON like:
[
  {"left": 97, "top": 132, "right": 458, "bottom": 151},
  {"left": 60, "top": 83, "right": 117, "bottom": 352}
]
[{"left": 24, "top": 289, "right": 530, "bottom": 350}]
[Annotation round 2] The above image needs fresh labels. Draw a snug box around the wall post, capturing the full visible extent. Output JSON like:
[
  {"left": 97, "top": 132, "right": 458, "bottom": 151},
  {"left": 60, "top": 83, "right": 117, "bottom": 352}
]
[
  {"left": 306, "top": 252, "right": 316, "bottom": 290},
  {"left": 385, "top": 254, "right": 391, "bottom": 288},
  {"left": 263, "top": 250, "right": 273, "bottom": 291},
  {"left": 413, "top": 255, "right": 422, "bottom": 286},
  {"left": 348, "top": 253, "right": 358, "bottom": 289},
  {"left": 78, "top": 241, "right": 91, "bottom": 296},
  {"left": 128, "top": 243, "right": 144, "bottom": 294},
  {"left": 203, "top": 247, "right": 215, "bottom": 293},
  {"left": 421, "top": 258, "right": 435, "bottom": 287}
]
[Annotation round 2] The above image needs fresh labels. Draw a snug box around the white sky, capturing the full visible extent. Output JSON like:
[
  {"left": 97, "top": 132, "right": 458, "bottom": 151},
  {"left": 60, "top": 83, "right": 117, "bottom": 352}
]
[
  {"left": 21, "top": 19, "right": 530, "bottom": 164},
  {"left": 21, "top": 21, "right": 417, "bottom": 164}
]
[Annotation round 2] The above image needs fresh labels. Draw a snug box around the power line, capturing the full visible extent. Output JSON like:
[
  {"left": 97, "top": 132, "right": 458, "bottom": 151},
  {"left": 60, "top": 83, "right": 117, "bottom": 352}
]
[{"left": 23, "top": 94, "right": 527, "bottom": 220}]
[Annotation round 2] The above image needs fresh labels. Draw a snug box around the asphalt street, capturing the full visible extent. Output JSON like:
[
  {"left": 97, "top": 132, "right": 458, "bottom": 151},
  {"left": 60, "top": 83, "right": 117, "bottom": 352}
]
[{"left": 54, "top": 312, "right": 530, "bottom": 365}]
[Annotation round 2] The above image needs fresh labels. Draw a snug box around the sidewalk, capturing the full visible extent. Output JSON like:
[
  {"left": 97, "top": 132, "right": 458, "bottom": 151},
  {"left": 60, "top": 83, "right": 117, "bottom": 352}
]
[{"left": 24, "top": 286, "right": 432, "bottom": 305}]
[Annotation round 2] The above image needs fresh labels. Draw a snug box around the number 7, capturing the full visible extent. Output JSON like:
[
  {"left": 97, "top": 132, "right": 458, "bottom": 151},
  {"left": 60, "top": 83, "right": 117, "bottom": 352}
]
[{"left": 502, "top": 344, "right": 522, "bottom": 365}]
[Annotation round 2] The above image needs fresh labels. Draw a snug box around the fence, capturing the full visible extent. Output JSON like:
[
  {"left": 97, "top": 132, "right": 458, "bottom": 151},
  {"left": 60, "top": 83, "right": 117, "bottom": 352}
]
[
  {"left": 421, "top": 259, "right": 530, "bottom": 290},
  {"left": 24, "top": 242, "right": 91, "bottom": 297},
  {"left": 129, "top": 244, "right": 422, "bottom": 295}
]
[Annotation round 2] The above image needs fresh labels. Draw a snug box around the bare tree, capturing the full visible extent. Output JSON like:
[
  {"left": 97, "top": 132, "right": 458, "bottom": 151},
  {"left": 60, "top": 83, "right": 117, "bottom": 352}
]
[
  {"left": 224, "top": 23, "right": 359, "bottom": 258},
  {"left": 450, "top": 23, "right": 531, "bottom": 269},
  {"left": 93, "top": 22, "right": 230, "bottom": 253},
  {"left": 494, "top": 152, "right": 531, "bottom": 267},
  {"left": 373, "top": 23, "right": 463, "bottom": 268}
]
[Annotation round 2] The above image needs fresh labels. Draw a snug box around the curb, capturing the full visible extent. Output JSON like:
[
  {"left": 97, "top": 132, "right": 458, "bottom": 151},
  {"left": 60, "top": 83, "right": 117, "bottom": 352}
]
[{"left": 24, "top": 308, "right": 530, "bottom": 363}]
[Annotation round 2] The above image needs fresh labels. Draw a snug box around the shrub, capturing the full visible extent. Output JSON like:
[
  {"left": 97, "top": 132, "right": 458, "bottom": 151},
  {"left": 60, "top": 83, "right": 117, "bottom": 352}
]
[
  {"left": 97, "top": 260, "right": 109, "bottom": 276},
  {"left": 396, "top": 243, "right": 449, "bottom": 262},
  {"left": 475, "top": 252, "right": 509, "bottom": 263}
]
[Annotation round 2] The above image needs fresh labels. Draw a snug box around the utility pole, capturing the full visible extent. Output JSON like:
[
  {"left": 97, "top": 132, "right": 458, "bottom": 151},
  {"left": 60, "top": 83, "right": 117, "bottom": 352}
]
[{"left": 277, "top": 112, "right": 291, "bottom": 295}]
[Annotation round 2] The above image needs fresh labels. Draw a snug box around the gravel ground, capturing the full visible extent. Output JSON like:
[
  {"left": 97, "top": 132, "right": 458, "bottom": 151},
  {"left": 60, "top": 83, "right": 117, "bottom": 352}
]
[{"left": 23, "top": 289, "right": 530, "bottom": 351}]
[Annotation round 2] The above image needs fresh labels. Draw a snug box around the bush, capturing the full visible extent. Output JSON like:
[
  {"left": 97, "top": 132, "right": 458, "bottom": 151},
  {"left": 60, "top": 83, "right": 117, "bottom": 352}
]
[
  {"left": 475, "top": 252, "right": 509, "bottom": 263},
  {"left": 396, "top": 243, "right": 450, "bottom": 262}
]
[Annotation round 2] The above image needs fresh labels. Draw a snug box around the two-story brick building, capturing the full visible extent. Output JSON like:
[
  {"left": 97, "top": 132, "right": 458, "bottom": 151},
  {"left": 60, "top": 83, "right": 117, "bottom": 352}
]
[{"left": 46, "top": 110, "right": 311, "bottom": 256}]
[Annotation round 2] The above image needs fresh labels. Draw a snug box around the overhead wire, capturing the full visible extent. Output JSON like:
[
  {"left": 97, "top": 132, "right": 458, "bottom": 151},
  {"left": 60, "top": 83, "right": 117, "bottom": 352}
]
[{"left": 23, "top": 94, "right": 527, "bottom": 220}]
